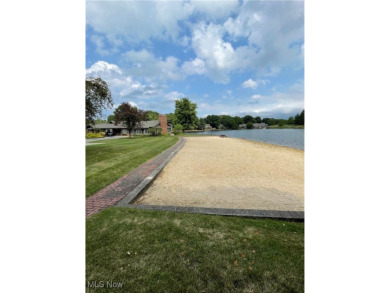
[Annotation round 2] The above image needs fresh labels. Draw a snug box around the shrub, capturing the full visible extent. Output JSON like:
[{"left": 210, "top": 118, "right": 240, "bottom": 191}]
[
  {"left": 173, "top": 124, "right": 183, "bottom": 134},
  {"left": 149, "top": 127, "right": 162, "bottom": 136},
  {"left": 86, "top": 132, "right": 105, "bottom": 139},
  {"left": 246, "top": 122, "right": 254, "bottom": 129}
]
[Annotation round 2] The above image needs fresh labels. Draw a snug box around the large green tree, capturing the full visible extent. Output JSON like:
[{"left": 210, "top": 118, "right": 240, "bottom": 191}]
[
  {"left": 262, "top": 118, "right": 277, "bottom": 126},
  {"left": 86, "top": 77, "right": 113, "bottom": 125},
  {"left": 278, "top": 119, "right": 286, "bottom": 127},
  {"left": 107, "top": 114, "right": 115, "bottom": 123},
  {"left": 221, "top": 115, "right": 237, "bottom": 129},
  {"left": 294, "top": 110, "right": 305, "bottom": 125},
  {"left": 233, "top": 116, "right": 243, "bottom": 126},
  {"left": 174, "top": 98, "right": 198, "bottom": 132},
  {"left": 243, "top": 115, "right": 255, "bottom": 124},
  {"left": 94, "top": 118, "right": 107, "bottom": 124},
  {"left": 114, "top": 103, "right": 146, "bottom": 138},
  {"left": 205, "top": 115, "right": 221, "bottom": 128},
  {"left": 167, "top": 113, "right": 176, "bottom": 125},
  {"left": 146, "top": 110, "right": 160, "bottom": 121},
  {"left": 198, "top": 118, "right": 206, "bottom": 130}
]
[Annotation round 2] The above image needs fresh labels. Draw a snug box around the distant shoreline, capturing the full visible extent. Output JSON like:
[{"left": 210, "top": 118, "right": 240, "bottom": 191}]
[
  {"left": 185, "top": 125, "right": 304, "bottom": 133},
  {"left": 185, "top": 128, "right": 304, "bottom": 150}
]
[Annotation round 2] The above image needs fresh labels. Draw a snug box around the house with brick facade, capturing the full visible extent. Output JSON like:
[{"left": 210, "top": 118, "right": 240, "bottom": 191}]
[{"left": 87, "top": 115, "right": 172, "bottom": 136}]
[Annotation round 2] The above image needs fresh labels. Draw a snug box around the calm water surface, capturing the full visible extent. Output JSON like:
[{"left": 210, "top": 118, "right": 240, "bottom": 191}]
[{"left": 194, "top": 129, "right": 304, "bottom": 150}]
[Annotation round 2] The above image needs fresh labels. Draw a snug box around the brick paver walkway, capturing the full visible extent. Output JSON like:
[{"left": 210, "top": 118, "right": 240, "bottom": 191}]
[{"left": 86, "top": 137, "right": 185, "bottom": 218}]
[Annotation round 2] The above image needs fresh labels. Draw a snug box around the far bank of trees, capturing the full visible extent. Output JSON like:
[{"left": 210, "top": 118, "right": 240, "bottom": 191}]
[
  {"left": 199, "top": 110, "right": 304, "bottom": 130},
  {"left": 86, "top": 79, "right": 304, "bottom": 133},
  {"left": 98, "top": 106, "right": 305, "bottom": 131}
]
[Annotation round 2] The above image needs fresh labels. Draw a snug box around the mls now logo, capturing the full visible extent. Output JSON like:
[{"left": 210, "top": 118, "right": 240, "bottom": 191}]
[{"left": 87, "top": 281, "right": 123, "bottom": 288}]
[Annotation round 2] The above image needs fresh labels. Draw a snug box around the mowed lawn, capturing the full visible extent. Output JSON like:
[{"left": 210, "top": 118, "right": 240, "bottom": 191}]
[
  {"left": 86, "top": 208, "right": 304, "bottom": 292},
  {"left": 86, "top": 136, "right": 179, "bottom": 197}
]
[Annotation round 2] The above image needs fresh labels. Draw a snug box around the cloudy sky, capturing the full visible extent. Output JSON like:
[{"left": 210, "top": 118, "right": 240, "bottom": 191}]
[{"left": 86, "top": 0, "right": 304, "bottom": 119}]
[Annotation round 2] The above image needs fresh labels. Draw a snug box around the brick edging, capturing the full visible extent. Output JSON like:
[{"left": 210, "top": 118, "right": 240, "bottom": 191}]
[
  {"left": 86, "top": 136, "right": 186, "bottom": 218},
  {"left": 116, "top": 137, "right": 186, "bottom": 206}
]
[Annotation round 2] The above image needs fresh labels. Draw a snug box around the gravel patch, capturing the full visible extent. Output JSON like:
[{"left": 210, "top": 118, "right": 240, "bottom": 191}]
[{"left": 136, "top": 137, "right": 304, "bottom": 211}]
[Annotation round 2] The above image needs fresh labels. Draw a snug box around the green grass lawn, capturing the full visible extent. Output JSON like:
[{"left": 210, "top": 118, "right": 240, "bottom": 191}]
[
  {"left": 86, "top": 208, "right": 304, "bottom": 292},
  {"left": 86, "top": 136, "right": 179, "bottom": 197}
]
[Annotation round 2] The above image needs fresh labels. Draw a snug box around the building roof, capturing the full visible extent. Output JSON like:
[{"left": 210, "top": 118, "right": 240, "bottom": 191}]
[
  {"left": 141, "top": 120, "right": 160, "bottom": 128},
  {"left": 91, "top": 120, "right": 171, "bottom": 129},
  {"left": 92, "top": 123, "right": 125, "bottom": 129}
]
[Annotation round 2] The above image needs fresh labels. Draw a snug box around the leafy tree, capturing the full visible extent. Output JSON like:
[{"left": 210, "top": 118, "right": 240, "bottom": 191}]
[
  {"left": 205, "top": 115, "right": 221, "bottom": 128},
  {"left": 221, "top": 115, "right": 236, "bottom": 129},
  {"left": 198, "top": 118, "right": 206, "bottom": 130},
  {"left": 194, "top": 116, "right": 200, "bottom": 129},
  {"left": 299, "top": 110, "right": 305, "bottom": 125},
  {"left": 246, "top": 122, "right": 254, "bottom": 129},
  {"left": 278, "top": 119, "right": 286, "bottom": 127},
  {"left": 294, "top": 110, "right": 304, "bottom": 125},
  {"left": 262, "top": 118, "right": 277, "bottom": 126},
  {"left": 287, "top": 116, "right": 294, "bottom": 125},
  {"left": 174, "top": 124, "right": 183, "bottom": 134},
  {"left": 107, "top": 115, "right": 115, "bottom": 123},
  {"left": 255, "top": 116, "right": 262, "bottom": 123},
  {"left": 167, "top": 113, "right": 176, "bottom": 125},
  {"left": 233, "top": 116, "right": 243, "bottom": 126},
  {"left": 243, "top": 115, "right": 255, "bottom": 124},
  {"left": 113, "top": 102, "right": 146, "bottom": 138},
  {"left": 86, "top": 77, "right": 113, "bottom": 125},
  {"left": 146, "top": 110, "right": 160, "bottom": 121},
  {"left": 94, "top": 118, "right": 107, "bottom": 124},
  {"left": 174, "top": 98, "right": 198, "bottom": 132}
]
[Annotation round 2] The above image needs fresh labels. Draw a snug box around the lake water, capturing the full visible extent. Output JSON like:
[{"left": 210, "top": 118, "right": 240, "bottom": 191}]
[{"left": 194, "top": 129, "right": 304, "bottom": 150}]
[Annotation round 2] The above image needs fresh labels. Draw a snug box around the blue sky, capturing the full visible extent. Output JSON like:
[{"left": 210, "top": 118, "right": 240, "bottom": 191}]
[{"left": 86, "top": 0, "right": 304, "bottom": 119}]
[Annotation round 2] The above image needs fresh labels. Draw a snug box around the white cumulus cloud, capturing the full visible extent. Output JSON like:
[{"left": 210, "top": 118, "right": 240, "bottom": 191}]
[
  {"left": 243, "top": 79, "right": 258, "bottom": 89},
  {"left": 251, "top": 94, "right": 263, "bottom": 100},
  {"left": 86, "top": 60, "right": 122, "bottom": 75},
  {"left": 122, "top": 49, "right": 182, "bottom": 82},
  {"left": 164, "top": 91, "right": 186, "bottom": 101},
  {"left": 181, "top": 58, "right": 207, "bottom": 75}
]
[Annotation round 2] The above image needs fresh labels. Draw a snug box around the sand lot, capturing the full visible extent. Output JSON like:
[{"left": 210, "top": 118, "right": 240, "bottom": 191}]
[{"left": 137, "top": 136, "right": 304, "bottom": 211}]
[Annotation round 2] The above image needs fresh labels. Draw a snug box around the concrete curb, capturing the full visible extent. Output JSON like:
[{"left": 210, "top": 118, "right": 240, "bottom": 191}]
[
  {"left": 122, "top": 204, "right": 304, "bottom": 221},
  {"left": 116, "top": 137, "right": 186, "bottom": 207}
]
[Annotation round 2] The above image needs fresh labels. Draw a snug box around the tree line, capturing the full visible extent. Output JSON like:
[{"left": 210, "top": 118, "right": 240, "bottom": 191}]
[{"left": 86, "top": 77, "right": 304, "bottom": 137}]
